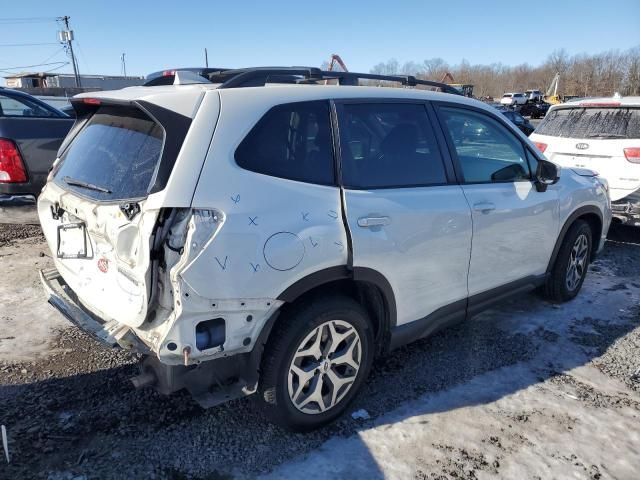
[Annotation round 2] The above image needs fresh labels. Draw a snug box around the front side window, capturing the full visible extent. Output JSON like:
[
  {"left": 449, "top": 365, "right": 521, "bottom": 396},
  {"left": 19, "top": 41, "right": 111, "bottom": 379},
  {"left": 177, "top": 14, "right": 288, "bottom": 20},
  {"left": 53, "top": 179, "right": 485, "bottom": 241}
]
[
  {"left": 339, "top": 103, "right": 447, "bottom": 188},
  {"left": 0, "top": 93, "right": 57, "bottom": 118},
  {"left": 235, "top": 101, "right": 334, "bottom": 185},
  {"left": 55, "top": 106, "right": 164, "bottom": 200},
  {"left": 440, "top": 107, "right": 531, "bottom": 183}
]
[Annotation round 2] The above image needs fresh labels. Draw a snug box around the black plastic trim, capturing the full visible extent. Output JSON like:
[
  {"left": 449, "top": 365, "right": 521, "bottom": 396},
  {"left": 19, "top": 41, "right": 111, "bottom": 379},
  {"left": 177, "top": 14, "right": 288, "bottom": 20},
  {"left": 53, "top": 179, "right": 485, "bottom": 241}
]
[
  {"left": 277, "top": 266, "right": 351, "bottom": 303},
  {"left": 546, "top": 205, "right": 603, "bottom": 271},
  {"left": 137, "top": 101, "right": 192, "bottom": 195},
  {"left": 389, "top": 274, "right": 547, "bottom": 350},
  {"left": 389, "top": 299, "right": 466, "bottom": 350},
  {"left": 276, "top": 265, "right": 398, "bottom": 329},
  {"left": 466, "top": 274, "right": 547, "bottom": 318}
]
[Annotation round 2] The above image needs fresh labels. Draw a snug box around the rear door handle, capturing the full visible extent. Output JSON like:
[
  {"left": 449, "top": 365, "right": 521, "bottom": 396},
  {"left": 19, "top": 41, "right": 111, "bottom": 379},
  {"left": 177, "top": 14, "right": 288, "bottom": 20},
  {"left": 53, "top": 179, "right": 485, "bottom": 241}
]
[
  {"left": 357, "top": 216, "right": 391, "bottom": 228},
  {"left": 472, "top": 202, "right": 496, "bottom": 213}
]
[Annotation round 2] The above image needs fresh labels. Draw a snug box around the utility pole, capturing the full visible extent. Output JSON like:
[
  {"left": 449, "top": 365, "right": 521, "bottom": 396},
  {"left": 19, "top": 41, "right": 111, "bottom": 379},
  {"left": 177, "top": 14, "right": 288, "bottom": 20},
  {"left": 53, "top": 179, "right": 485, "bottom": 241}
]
[
  {"left": 121, "top": 53, "right": 127, "bottom": 77},
  {"left": 58, "top": 16, "right": 81, "bottom": 87},
  {"left": 204, "top": 48, "right": 209, "bottom": 68}
]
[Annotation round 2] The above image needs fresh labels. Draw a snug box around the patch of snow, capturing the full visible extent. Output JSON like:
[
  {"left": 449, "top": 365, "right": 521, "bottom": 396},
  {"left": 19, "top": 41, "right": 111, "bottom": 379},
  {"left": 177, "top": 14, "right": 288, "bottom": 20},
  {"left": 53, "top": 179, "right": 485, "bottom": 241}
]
[
  {"left": 351, "top": 409, "right": 370, "bottom": 420},
  {"left": 0, "top": 241, "right": 68, "bottom": 363}
]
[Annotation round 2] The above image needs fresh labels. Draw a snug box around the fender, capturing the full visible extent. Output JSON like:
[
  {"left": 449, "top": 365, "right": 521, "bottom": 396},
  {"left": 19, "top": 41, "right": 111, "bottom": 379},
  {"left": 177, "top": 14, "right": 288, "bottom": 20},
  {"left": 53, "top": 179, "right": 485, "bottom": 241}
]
[
  {"left": 276, "top": 265, "right": 398, "bottom": 328},
  {"left": 546, "top": 204, "right": 603, "bottom": 273}
]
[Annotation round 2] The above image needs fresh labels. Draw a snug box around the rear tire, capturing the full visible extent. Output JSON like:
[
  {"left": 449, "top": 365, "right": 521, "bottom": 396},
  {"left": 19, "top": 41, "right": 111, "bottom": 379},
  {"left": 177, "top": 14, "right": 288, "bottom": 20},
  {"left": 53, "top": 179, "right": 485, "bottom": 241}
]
[
  {"left": 254, "top": 295, "right": 374, "bottom": 431},
  {"left": 544, "top": 220, "right": 592, "bottom": 302}
]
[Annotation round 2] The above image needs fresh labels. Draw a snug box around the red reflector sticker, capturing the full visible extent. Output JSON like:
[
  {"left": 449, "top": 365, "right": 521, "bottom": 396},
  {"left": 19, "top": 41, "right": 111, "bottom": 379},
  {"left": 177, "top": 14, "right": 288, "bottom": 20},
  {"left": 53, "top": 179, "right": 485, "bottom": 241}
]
[{"left": 97, "top": 258, "right": 109, "bottom": 273}]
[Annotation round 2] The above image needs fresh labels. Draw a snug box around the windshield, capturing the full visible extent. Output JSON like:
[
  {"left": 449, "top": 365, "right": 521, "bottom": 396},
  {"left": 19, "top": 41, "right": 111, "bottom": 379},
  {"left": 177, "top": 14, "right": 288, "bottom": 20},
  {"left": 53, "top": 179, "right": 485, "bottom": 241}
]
[
  {"left": 502, "top": 94, "right": 512, "bottom": 98},
  {"left": 54, "top": 105, "right": 164, "bottom": 201},
  {"left": 535, "top": 107, "right": 640, "bottom": 139}
]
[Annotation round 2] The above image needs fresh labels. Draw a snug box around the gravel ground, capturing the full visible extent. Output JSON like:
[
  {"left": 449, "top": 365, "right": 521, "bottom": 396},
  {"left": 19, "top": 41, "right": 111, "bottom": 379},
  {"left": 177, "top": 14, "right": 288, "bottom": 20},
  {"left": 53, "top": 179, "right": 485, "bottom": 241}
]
[{"left": 0, "top": 223, "right": 639, "bottom": 479}]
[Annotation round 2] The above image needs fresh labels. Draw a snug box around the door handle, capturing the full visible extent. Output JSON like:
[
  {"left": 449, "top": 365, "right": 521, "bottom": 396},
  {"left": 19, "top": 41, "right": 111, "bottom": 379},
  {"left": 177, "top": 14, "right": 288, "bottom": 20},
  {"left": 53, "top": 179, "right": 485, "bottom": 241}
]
[
  {"left": 357, "top": 216, "right": 391, "bottom": 228},
  {"left": 472, "top": 202, "right": 496, "bottom": 213}
]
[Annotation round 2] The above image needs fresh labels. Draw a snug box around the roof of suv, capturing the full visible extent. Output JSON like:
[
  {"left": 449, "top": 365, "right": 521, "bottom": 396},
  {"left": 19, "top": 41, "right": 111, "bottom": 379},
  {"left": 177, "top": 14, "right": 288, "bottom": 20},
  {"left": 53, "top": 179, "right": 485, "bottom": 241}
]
[
  {"left": 554, "top": 95, "right": 640, "bottom": 108},
  {"left": 73, "top": 83, "right": 492, "bottom": 116}
]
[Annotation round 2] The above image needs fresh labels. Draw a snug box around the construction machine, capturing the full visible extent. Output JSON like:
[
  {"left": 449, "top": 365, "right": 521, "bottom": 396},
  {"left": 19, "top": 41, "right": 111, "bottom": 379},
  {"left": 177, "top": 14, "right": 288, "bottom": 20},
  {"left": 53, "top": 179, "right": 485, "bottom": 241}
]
[
  {"left": 544, "top": 72, "right": 562, "bottom": 105},
  {"left": 440, "top": 72, "right": 474, "bottom": 97}
]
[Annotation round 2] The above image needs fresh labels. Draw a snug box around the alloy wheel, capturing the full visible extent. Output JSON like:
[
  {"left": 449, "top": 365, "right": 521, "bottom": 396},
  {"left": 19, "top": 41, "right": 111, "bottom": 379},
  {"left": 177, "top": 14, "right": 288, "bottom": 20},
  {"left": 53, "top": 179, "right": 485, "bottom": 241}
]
[
  {"left": 287, "top": 320, "right": 362, "bottom": 414},
  {"left": 566, "top": 233, "right": 589, "bottom": 291}
]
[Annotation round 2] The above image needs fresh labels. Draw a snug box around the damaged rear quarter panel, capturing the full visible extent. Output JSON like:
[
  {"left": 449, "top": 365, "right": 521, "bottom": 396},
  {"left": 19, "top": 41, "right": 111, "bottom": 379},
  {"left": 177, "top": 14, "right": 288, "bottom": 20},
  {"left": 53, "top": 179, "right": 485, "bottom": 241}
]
[{"left": 160, "top": 90, "right": 349, "bottom": 364}]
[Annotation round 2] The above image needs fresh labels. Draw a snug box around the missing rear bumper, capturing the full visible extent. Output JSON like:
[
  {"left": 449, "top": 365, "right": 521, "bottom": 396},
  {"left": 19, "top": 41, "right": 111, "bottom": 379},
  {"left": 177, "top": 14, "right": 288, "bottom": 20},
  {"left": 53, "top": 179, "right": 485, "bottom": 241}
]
[{"left": 39, "top": 267, "right": 149, "bottom": 353}]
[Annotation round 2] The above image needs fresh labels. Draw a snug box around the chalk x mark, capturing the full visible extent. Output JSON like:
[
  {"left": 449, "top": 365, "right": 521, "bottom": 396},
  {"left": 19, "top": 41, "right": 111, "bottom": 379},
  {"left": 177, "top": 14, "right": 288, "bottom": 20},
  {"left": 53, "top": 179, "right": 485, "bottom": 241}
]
[
  {"left": 309, "top": 237, "right": 319, "bottom": 248},
  {"left": 249, "top": 216, "right": 258, "bottom": 226},
  {"left": 328, "top": 210, "right": 338, "bottom": 219},
  {"left": 334, "top": 241, "right": 344, "bottom": 251},
  {"left": 231, "top": 194, "right": 241, "bottom": 204},
  {"left": 302, "top": 212, "right": 309, "bottom": 221},
  {"left": 250, "top": 262, "right": 260, "bottom": 272}
]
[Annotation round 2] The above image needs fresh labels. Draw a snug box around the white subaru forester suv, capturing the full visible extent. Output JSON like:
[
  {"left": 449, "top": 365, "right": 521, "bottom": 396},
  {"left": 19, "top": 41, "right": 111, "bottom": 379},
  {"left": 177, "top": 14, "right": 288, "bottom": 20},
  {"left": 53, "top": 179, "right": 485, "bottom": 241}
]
[
  {"left": 530, "top": 95, "right": 640, "bottom": 226},
  {"left": 38, "top": 67, "right": 611, "bottom": 431}
]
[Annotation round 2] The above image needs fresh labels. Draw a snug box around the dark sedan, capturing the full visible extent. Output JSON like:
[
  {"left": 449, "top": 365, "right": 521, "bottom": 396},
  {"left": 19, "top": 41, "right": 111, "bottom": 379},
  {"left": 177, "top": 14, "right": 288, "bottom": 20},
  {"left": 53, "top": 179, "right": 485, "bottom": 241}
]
[
  {"left": 501, "top": 110, "right": 535, "bottom": 136},
  {"left": 0, "top": 88, "right": 74, "bottom": 199}
]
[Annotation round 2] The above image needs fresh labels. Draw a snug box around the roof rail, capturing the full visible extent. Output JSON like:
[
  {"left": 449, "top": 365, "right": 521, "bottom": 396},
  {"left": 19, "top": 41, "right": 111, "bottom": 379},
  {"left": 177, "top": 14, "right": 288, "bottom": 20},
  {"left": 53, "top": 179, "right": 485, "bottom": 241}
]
[
  {"left": 144, "top": 66, "right": 462, "bottom": 95},
  {"left": 213, "top": 67, "right": 461, "bottom": 94}
]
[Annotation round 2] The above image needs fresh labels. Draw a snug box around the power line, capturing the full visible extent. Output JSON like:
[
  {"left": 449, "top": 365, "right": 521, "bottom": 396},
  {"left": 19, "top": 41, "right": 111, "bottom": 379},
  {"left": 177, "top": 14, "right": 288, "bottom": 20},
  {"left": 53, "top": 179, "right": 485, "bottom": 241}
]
[
  {"left": 0, "top": 42, "right": 59, "bottom": 47},
  {"left": 0, "top": 17, "right": 57, "bottom": 24},
  {"left": 0, "top": 61, "right": 69, "bottom": 72}
]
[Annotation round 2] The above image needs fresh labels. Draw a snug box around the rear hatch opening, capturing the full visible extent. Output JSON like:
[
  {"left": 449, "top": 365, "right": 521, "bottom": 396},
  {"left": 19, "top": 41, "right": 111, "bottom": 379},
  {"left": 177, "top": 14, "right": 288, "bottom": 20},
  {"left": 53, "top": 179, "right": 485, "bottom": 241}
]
[{"left": 38, "top": 98, "right": 192, "bottom": 330}]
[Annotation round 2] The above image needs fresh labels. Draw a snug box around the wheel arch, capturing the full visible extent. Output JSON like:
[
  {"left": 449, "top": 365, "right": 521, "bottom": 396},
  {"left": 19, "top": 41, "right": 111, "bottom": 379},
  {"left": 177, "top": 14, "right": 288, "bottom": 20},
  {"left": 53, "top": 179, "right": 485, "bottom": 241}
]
[
  {"left": 273, "top": 266, "right": 397, "bottom": 353},
  {"left": 547, "top": 205, "right": 603, "bottom": 272}
]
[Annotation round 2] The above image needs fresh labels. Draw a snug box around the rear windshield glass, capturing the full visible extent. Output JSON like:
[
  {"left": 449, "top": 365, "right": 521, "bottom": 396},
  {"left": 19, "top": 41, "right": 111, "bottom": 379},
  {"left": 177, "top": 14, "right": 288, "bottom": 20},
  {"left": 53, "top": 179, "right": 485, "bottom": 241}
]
[
  {"left": 502, "top": 94, "right": 512, "bottom": 98},
  {"left": 55, "top": 106, "right": 164, "bottom": 200},
  {"left": 535, "top": 107, "right": 640, "bottom": 139}
]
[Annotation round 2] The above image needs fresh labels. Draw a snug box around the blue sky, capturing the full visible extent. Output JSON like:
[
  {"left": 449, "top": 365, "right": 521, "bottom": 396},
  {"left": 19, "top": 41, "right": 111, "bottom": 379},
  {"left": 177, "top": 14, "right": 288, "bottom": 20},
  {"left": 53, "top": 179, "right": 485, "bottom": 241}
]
[{"left": 1, "top": 0, "right": 639, "bottom": 81}]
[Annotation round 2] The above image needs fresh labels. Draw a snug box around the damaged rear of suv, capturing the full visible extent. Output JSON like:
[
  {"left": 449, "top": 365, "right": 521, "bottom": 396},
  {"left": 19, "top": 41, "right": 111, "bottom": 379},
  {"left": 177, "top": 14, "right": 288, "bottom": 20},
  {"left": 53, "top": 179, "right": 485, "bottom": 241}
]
[{"left": 39, "top": 68, "right": 610, "bottom": 431}]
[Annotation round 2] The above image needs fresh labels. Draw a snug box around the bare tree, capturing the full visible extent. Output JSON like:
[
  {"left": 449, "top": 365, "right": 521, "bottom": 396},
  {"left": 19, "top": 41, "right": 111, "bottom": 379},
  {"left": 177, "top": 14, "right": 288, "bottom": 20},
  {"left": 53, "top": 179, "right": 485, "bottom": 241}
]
[{"left": 367, "top": 46, "right": 640, "bottom": 98}]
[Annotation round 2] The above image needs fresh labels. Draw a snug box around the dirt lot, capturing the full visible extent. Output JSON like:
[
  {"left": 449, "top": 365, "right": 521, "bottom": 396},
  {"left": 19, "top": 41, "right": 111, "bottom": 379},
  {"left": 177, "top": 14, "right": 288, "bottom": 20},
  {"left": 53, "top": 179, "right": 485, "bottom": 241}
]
[{"left": 0, "top": 220, "right": 639, "bottom": 480}]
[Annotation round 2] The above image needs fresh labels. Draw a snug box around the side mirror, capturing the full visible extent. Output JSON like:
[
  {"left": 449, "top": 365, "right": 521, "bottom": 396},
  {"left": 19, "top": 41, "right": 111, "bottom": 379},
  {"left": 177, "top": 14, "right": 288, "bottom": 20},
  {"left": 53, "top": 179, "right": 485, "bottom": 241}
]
[{"left": 535, "top": 159, "right": 559, "bottom": 192}]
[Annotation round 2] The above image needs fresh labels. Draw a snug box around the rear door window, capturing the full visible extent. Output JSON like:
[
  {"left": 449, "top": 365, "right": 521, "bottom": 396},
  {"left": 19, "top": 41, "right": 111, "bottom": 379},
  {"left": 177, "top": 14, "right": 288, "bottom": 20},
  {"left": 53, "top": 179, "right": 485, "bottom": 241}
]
[
  {"left": 54, "top": 106, "right": 164, "bottom": 201},
  {"left": 536, "top": 107, "right": 640, "bottom": 139},
  {"left": 338, "top": 103, "right": 447, "bottom": 188},
  {"left": 235, "top": 101, "right": 334, "bottom": 185}
]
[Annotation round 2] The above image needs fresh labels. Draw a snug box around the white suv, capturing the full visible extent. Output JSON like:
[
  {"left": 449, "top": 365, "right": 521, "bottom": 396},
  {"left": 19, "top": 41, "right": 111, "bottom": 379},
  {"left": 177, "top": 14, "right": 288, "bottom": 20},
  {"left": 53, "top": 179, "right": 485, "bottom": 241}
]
[
  {"left": 530, "top": 96, "right": 639, "bottom": 226},
  {"left": 37, "top": 67, "right": 611, "bottom": 430},
  {"left": 500, "top": 92, "right": 527, "bottom": 106}
]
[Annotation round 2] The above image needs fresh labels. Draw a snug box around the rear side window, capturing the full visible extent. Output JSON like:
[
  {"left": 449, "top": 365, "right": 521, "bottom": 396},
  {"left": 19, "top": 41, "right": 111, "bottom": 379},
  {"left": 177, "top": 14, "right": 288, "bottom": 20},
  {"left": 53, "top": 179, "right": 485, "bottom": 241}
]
[
  {"left": 0, "top": 93, "right": 59, "bottom": 118},
  {"left": 235, "top": 101, "right": 334, "bottom": 185},
  {"left": 536, "top": 107, "right": 640, "bottom": 139},
  {"left": 339, "top": 103, "right": 447, "bottom": 188},
  {"left": 55, "top": 106, "right": 164, "bottom": 201}
]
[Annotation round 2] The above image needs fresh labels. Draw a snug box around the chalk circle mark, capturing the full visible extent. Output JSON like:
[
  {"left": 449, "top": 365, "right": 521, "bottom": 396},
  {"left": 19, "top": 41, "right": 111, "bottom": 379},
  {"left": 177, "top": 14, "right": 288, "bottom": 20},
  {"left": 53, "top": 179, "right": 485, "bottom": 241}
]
[{"left": 263, "top": 232, "right": 305, "bottom": 271}]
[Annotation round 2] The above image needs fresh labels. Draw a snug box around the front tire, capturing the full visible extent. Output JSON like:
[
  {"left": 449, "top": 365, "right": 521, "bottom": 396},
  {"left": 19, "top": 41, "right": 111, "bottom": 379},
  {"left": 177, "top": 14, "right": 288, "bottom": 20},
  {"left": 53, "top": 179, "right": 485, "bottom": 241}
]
[
  {"left": 255, "top": 295, "right": 374, "bottom": 431},
  {"left": 544, "top": 220, "right": 592, "bottom": 302}
]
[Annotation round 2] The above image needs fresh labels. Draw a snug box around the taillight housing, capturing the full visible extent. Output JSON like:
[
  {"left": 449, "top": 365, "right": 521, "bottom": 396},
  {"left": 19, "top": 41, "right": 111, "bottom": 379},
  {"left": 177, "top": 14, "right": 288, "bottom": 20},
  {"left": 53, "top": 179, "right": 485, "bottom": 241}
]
[
  {"left": 533, "top": 141, "right": 547, "bottom": 153},
  {"left": 624, "top": 147, "right": 640, "bottom": 164},
  {"left": 0, "top": 138, "right": 27, "bottom": 183}
]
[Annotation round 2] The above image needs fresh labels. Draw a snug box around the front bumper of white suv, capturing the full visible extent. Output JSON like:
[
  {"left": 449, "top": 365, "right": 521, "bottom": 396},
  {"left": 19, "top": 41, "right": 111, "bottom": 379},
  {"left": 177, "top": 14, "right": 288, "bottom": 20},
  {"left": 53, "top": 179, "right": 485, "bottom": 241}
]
[{"left": 611, "top": 189, "right": 640, "bottom": 226}]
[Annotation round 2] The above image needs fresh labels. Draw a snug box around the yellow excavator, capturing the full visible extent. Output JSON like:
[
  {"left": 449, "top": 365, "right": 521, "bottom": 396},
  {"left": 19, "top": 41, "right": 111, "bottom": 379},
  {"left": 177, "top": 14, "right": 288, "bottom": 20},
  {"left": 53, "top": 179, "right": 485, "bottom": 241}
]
[{"left": 544, "top": 73, "right": 562, "bottom": 105}]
